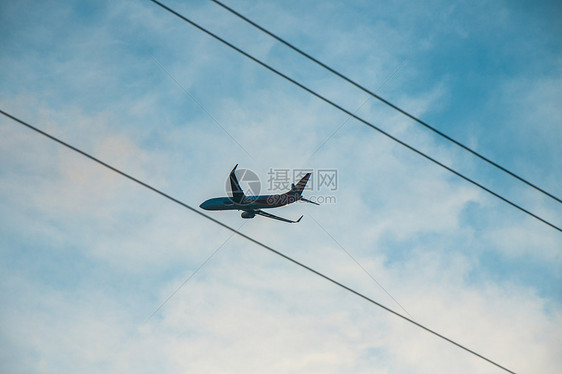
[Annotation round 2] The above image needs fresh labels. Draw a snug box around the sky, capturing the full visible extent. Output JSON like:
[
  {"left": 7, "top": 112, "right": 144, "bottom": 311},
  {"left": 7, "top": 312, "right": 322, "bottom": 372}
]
[{"left": 1, "top": 0, "right": 561, "bottom": 373}]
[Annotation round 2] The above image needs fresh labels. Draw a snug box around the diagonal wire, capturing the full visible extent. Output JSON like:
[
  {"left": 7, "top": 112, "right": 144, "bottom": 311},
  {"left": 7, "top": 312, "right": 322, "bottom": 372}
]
[
  {"left": 147, "top": 0, "right": 561, "bottom": 234},
  {"left": 307, "top": 213, "right": 413, "bottom": 319},
  {"left": 1, "top": 108, "right": 516, "bottom": 373},
  {"left": 146, "top": 221, "right": 245, "bottom": 320},
  {"left": 308, "top": 58, "right": 409, "bottom": 159},
  {"left": 210, "top": 0, "right": 561, "bottom": 205},
  {"left": 151, "top": 55, "right": 254, "bottom": 160}
]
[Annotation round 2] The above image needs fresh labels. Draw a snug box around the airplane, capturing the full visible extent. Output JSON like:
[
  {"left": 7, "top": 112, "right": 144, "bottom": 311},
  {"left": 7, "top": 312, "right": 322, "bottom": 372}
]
[{"left": 200, "top": 164, "right": 318, "bottom": 223}]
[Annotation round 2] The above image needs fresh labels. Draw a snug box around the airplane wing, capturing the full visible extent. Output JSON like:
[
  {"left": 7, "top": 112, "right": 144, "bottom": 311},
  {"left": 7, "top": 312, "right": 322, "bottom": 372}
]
[
  {"left": 229, "top": 164, "right": 245, "bottom": 204},
  {"left": 255, "top": 209, "right": 303, "bottom": 223}
]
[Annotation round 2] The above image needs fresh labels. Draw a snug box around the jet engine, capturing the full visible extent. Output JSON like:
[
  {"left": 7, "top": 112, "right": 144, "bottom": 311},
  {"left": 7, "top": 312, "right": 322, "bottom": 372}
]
[{"left": 241, "top": 211, "right": 256, "bottom": 219}]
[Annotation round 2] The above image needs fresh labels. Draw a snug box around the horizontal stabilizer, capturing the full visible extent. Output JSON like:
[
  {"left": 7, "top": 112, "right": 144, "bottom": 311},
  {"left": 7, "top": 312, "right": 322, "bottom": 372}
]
[{"left": 300, "top": 197, "right": 319, "bottom": 205}]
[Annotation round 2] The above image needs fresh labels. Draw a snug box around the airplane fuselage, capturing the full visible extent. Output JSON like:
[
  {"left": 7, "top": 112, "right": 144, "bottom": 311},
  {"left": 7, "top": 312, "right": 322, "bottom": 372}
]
[
  {"left": 199, "top": 165, "right": 314, "bottom": 223},
  {"left": 200, "top": 192, "right": 299, "bottom": 211}
]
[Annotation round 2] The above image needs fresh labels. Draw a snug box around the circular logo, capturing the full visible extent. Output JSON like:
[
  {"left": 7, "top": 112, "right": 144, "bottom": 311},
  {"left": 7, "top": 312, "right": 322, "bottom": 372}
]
[{"left": 224, "top": 168, "right": 261, "bottom": 204}]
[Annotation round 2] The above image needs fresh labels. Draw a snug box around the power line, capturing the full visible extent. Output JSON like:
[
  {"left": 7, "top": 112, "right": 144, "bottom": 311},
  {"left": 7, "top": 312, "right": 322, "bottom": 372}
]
[
  {"left": 307, "top": 58, "right": 410, "bottom": 159},
  {"left": 2, "top": 108, "right": 515, "bottom": 373},
  {"left": 147, "top": 221, "right": 245, "bottom": 320},
  {"left": 210, "top": 0, "right": 562, "bottom": 206},
  {"left": 307, "top": 212, "right": 413, "bottom": 319},
  {"left": 147, "top": 0, "right": 561, "bottom": 234}
]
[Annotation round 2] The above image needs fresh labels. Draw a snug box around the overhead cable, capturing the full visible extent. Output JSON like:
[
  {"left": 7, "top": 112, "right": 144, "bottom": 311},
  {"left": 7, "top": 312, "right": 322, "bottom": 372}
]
[
  {"left": 211, "top": 0, "right": 562, "bottom": 205},
  {"left": 147, "top": 0, "right": 562, "bottom": 234},
  {"left": 0, "top": 108, "right": 516, "bottom": 374}
]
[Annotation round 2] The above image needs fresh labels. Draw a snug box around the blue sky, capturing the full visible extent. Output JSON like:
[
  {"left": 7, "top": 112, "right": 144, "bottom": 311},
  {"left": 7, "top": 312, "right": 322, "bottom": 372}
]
[{"left": 1, "top": 0, "right": 561, "bottom": 373}]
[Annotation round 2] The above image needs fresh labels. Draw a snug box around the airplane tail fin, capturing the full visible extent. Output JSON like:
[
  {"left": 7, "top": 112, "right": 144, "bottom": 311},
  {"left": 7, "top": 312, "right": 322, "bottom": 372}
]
[
  {"left": 291, "top": 173, "right": 319, "bottom": 205},
  {"left": 229, "top": 164, "right": 246, "bottom": 204},
  {"left": 291, "top": 173, "right": 311, "bottom": 196}
]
